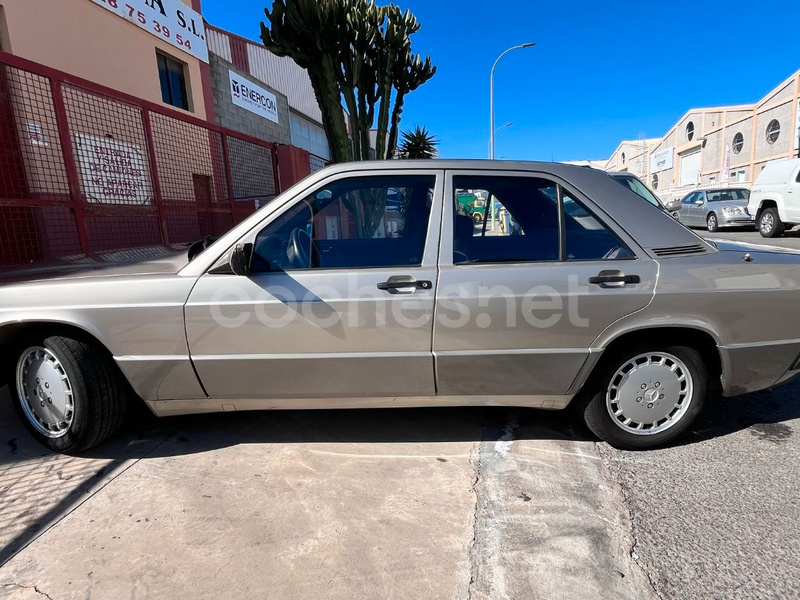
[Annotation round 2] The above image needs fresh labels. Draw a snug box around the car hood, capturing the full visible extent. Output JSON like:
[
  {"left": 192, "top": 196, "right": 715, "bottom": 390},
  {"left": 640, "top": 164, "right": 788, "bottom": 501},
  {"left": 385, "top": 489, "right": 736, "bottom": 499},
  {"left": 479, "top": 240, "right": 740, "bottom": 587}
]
[{"left": 0, "top": 251, "right": 191, "bottom": 285}]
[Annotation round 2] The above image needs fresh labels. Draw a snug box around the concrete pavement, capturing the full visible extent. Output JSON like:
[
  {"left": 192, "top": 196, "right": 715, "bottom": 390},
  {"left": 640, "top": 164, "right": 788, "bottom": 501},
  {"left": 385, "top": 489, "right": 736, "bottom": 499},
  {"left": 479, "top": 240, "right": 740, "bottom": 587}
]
[{"left": 0, "top": 391, "right": 649, "bottom": 600}]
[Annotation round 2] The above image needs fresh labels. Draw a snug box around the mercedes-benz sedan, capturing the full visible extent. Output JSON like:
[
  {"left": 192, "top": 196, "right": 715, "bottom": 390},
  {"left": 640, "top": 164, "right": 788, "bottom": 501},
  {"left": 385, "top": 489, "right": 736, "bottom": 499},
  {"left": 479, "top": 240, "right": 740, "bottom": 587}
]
[{"left": 2, "top": 161, "right": 799, "bottom": 452}]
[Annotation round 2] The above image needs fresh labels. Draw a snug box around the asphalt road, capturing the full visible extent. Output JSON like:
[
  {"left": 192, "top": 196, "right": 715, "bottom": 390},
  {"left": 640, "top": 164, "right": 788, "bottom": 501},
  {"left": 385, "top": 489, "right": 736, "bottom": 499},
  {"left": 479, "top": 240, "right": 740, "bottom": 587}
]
[{"left": 0, "top": 228, "right": 798, "bottom": 599}]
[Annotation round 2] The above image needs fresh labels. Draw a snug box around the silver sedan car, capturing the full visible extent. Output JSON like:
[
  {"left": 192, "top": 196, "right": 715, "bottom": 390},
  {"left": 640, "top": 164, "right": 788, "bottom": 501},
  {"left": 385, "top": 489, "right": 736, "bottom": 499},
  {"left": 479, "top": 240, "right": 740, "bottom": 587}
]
[
  {"left": 2, "top": 161, "right": 799, "bottom": 453},
  {"left": 676, "top": 188, "right": 755, "bottom": 232}
]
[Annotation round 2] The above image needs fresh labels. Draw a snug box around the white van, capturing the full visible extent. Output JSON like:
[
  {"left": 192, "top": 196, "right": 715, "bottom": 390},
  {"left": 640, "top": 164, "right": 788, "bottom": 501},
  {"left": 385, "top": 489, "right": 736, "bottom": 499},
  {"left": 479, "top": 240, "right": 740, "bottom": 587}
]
[{"left": 747, "top": 158, "right": 800, "bottom": 237}]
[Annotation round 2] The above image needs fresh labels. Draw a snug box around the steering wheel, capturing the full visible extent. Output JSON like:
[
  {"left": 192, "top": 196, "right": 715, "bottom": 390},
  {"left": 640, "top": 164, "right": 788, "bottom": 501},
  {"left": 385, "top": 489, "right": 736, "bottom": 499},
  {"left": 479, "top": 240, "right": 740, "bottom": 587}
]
[{"left": 289, "top": 227, "right": 314, "bottom": 268}]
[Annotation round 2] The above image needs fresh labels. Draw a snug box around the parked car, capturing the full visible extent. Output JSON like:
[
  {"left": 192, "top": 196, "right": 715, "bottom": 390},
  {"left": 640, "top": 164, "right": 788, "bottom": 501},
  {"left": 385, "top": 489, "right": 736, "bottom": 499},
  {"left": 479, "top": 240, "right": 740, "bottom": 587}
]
[
  {"left": 747, "top": 158, "right": 800, "bottom": 238},
  {"left": 676, "top": 188, "right": 754, "bottom": 232},
  {"left": 3, "top": 161, "right": 800, "bottom": 453},
  {"left": 608, "top": 172, "right": 682, "bottom": 216}
]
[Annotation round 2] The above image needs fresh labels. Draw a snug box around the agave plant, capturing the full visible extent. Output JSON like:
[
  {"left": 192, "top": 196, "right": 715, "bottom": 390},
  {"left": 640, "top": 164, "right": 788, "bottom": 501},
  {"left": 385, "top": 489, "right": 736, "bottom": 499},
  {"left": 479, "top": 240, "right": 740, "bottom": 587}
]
[{"left": 397, "top": 125, "right": 438, "bottom": 159}]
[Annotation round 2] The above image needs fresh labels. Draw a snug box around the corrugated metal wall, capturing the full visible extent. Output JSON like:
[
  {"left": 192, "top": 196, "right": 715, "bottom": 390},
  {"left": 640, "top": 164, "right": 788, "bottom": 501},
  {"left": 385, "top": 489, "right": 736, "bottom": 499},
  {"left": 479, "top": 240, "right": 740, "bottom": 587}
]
[
  {"left": 246, "top": 44, "right": 321, "bottom": 123},
  {"left": 206, "top": 26, "right": 321, "bottom": 124},
  {"left": 206, "top": 27, "right": 231, "bottom": 62}
]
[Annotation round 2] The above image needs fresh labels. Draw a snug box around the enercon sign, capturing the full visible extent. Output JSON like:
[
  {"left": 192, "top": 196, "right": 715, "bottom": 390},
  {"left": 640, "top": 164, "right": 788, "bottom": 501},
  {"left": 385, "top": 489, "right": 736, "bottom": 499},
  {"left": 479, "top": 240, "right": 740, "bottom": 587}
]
[
  {"left": 229, "top": 69, "right": 279, "bottom": 123},
  {"left": 90, "top": 0, "right": 209, "bottom": 63}
]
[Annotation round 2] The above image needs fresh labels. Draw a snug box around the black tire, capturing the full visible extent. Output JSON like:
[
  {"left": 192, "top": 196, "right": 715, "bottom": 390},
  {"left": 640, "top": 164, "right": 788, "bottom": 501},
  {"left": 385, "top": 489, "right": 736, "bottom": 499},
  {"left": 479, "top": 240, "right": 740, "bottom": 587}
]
[
  {"left": 706, "top": 213, "right": 719, "bottom": 232},
  {"left": 758, "top": 207, "right": 784, "bottom": 238},
  {"left": 579, "top": 345, "right": 707, "bottom": 450},
  {"left": 10, "top": 335, "right": 128, "bottom": 453},
  {"left": 472, "top": 212, "right": 483, "bottom": 224}
]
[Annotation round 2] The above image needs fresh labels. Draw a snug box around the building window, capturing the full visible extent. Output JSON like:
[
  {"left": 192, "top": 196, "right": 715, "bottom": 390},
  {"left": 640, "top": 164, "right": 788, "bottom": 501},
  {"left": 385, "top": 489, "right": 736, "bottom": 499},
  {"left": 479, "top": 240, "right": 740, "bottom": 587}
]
[
  {"left": 732, "top": 132, "right": 744, "bottom": 154},
  {"left": 621, "top": 152, "right": 626, "bottom": 164},
  {"left": 652, "top": 173, "right": 659, "bottom": 189},
  {"left": 766, "top": 119, "right": 781, "bottom": 145},
  {"left": 686, "top": 121, "right": 695, "bottom": 141},
  {"left": 157, "top": 53, "right": 189, "bottom": 110}
]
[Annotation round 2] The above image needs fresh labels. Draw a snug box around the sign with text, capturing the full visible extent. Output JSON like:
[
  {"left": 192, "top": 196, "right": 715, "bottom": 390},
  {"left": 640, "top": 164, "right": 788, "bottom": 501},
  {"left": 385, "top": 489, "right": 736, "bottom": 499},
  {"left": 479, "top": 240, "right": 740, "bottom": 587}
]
[
  {"left": 650, "top": 147, "right": 674, "bottom": 173},
  {"left": 795, "top": 98, "right": 800, "bottom": 152},
  {"left": 229, "top": 69, "right": 279, "bottom": 123},
  {"left": 75, "top": 133, "right": 151, "bottom": 205},
  {"left": 90, "top": 0, "right": 208, "bottom": 62}
]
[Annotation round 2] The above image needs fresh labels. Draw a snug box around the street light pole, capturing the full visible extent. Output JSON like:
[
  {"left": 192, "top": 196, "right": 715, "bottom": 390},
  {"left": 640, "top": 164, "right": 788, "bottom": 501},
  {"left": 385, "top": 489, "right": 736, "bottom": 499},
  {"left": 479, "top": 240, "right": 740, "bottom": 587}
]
[
  {"left": 489, "top": 43, "right": 534, "bottom": 230},
  {"left": 489, "top": 42, "right": 534, "bottom": 160},
  {"left": 488, "top": 122, "right": 513, "bottom": 155}
]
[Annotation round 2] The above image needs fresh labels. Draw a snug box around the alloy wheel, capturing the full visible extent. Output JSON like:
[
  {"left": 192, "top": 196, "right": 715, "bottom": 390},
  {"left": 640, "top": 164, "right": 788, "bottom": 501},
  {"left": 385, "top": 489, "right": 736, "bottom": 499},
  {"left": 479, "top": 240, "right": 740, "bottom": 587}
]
[
  {"left": 16, "top": 346, "right": 75, "bottom": 438},
  {"left": 606, "top": 352, "right": 694, "bottom": 436}
]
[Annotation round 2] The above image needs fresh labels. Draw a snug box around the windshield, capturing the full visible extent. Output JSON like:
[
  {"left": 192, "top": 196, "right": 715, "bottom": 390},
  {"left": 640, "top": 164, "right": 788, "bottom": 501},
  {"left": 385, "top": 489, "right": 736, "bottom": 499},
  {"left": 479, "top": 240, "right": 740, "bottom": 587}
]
[
  {"left": 612, "top": 175, "right": 662, "bottom": 208},
  {"left": 706, "top": 189, "right": 750, "bottom": 202}
]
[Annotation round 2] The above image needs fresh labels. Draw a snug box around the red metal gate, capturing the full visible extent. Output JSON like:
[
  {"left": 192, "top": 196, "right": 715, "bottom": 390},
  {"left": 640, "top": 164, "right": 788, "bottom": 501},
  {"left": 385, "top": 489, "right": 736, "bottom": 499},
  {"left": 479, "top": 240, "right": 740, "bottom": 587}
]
[{"left": 0, "top": 51, "right": 279, "bottom": 268}]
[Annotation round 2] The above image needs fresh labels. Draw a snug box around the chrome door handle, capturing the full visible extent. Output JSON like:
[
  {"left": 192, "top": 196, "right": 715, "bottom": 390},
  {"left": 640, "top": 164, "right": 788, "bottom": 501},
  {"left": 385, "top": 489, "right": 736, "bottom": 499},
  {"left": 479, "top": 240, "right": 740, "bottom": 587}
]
[
  {"left": 589, "top": 273, "right": 640, "bottom": 288},
  {"left": 377, "top": 277, "right": 432, "bottom": 293}
]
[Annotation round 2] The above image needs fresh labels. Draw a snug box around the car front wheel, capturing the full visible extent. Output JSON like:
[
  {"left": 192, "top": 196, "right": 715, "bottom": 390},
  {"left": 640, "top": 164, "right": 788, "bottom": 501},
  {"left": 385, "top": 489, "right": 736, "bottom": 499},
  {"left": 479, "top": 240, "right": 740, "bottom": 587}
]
[
  {"left": 706, "top": 213, "right": 718, "bottom": 232},
  {"left": 12, "top": 335, "right": 128, "bottom": 453},
  {"left": 758, "top": 208, "right": 784, "bottom": 238},
  {"left": 580, "top": 345, "right": 707, "bottom": 449}
]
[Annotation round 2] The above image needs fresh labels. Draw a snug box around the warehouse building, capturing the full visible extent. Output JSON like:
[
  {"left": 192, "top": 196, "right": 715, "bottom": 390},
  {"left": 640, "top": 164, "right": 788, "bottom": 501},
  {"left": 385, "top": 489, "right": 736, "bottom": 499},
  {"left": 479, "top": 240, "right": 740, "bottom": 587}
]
[
  {"left": 0, "top": 0, "right": 332, "bottom": 268},
  {"left": 589, "top": 71, "right": 800, "bottom": 202}
]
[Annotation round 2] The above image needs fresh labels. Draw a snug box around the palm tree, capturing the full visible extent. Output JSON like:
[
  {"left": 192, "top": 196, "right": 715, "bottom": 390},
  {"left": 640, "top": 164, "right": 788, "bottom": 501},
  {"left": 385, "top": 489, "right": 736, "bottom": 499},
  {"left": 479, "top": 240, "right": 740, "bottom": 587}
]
[{"left": 397, "top": 126, "right": 439, "bottom": 159}]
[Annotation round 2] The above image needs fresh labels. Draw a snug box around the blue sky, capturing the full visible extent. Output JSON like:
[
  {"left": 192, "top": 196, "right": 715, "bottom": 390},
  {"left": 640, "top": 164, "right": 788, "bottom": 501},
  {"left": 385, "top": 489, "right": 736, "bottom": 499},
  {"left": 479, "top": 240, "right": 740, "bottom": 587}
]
[{"left": 202, "top": 0, "right": 800, "bottom": 161}]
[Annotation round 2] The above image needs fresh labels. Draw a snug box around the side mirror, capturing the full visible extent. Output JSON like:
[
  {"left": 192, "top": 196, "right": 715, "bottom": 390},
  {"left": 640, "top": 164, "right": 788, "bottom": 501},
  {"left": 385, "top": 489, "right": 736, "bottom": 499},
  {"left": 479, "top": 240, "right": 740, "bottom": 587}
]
[{"left": 230, "top": 243, "right": 252, "bottom": 276}]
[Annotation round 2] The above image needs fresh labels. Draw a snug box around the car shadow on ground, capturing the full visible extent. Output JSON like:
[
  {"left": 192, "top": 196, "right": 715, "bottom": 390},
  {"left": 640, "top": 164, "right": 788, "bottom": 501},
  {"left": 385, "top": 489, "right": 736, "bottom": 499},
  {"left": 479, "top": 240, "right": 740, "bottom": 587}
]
[
  {"left": 1, "top": 382, "right": 799, "bottom": 568},
  {"left": 678, "top": 380, "right": 800, "bottom": 446},
  {"left": 2, "top": 381, "right": 799, "bottom": 464}
]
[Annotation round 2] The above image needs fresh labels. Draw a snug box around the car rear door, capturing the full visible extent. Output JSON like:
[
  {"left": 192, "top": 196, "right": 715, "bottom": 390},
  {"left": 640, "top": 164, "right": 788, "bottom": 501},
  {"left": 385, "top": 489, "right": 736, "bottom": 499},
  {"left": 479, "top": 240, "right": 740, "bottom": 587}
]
[
  {"left": 677, "top": 193, "right": 695, "bottom": 225},
  {"left": 184, "top": 170, "right": 443, "bottom": 401},
  {"left": 432, "top": 170, "right": 657, "bottom": 399}
]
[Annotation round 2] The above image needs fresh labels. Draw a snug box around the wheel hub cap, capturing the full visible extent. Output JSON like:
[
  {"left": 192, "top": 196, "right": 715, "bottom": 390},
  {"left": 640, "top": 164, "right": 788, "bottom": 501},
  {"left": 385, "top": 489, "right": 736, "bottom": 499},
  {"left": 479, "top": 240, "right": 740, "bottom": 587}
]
[
  {"left": 16, "top": 347, "right": 74, "bottom": 438},
  {"left": 606, "top": 353, "right": 693, "bottom": 436},
  {"left": 761, "top": 214, "right": 774, "bottom": 233}
]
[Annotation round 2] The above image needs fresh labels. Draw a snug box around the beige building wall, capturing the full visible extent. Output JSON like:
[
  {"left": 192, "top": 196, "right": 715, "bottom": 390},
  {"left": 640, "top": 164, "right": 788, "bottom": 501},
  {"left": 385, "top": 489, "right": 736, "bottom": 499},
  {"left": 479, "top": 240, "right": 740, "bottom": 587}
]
[
  {"left": 586, "top": 70, "right": 800, "bottom": 202},
  {"left": 0, "top": 0, "right": 205, "bottom": 119}
]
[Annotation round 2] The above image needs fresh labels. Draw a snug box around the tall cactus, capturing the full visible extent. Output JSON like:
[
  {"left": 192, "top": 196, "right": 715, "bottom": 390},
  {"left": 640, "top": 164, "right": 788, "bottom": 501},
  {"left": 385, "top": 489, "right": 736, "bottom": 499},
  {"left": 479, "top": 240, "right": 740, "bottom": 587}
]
[{"left": 260, "top": 0, "right": 435, "bottom": 164}]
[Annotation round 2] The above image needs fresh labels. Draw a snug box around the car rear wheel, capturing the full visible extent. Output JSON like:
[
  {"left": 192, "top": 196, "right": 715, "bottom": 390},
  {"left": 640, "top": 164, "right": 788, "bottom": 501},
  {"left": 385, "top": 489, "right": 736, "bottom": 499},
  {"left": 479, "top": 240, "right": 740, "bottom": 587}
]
[
  {"left": 706, "top": 213, "right": 719, "bottom": 232},
  {"left": 472, "top": 213, "right": 483, "bottom": 224},
  {"left": 12, "top": 335, "right": 128, "bottom": 453},
  {"left": 758, "top": 208, "right": 784, "bottom": 238},
  {"left": 579, "top": 345, "right": 707, "bottom": 449}
]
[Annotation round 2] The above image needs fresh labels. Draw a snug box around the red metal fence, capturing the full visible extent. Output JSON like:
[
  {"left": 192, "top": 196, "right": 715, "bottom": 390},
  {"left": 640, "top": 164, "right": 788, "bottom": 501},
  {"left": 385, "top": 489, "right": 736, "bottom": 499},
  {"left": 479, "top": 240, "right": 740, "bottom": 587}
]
[{"left": 0, "top": 51, "right": 279, "bottom": 268}]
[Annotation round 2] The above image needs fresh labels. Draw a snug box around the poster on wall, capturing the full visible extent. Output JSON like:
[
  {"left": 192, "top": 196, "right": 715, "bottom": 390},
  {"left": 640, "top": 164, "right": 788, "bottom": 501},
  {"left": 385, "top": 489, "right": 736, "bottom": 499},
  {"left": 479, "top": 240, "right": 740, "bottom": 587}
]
[
  {"left": 89, "top": 0, "right": 208, "bottom": 63},
  {"left": 26, "top": 123, "right": 48, "bottom": 146},
  {"left": 650, "top": 147, "right": 674, "bottom": 173},
  {"left": 795, "top": 98, "right": 800, "bottom": 152},
  {"left": 74, "top": 133, "right": 151, "bottom": 205},
  {"left": 722, "top": 144, "right": 731, "bottom": 181},
  {"left": 229, "top": 70, "right": 279, "bottom": 123}
]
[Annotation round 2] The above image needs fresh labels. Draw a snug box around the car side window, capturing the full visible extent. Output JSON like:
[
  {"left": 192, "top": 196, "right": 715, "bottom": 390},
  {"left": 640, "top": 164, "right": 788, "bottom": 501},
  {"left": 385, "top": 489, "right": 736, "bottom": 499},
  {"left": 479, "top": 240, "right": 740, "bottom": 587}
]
[
  {"left": 682, "top": 193, "right": 697, "bottom": 205},
  {"left": 562, "top": 192, "right": 634, "bottom": 261},
  {"left": 251, "top": 174, "right": 435, "bottom": 272},
  {"left": 453, "top": 176, "right": 559, "bottom": 264},
  {"left": 452, "top": 175, "right": 633, "bottom": 264}
]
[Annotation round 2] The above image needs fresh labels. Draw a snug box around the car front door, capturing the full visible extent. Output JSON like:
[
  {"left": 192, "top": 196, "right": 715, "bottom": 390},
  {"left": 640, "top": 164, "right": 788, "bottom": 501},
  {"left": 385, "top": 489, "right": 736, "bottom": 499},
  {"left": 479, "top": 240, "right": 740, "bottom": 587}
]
[
  {"left": 689, "top": 191, "right": 707, "bottom": 226},
  {"left": 184, "top": 171, "right": 443, "bottom": 401},
  {"left": 432, "top": 171, "right": 658, "bottom": 400},
  {"left": 785, "top": 165, "right": 800, "bottom": 222},
  {"left": 678, "top": 193, "right": 696, "bottom": 225}
]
